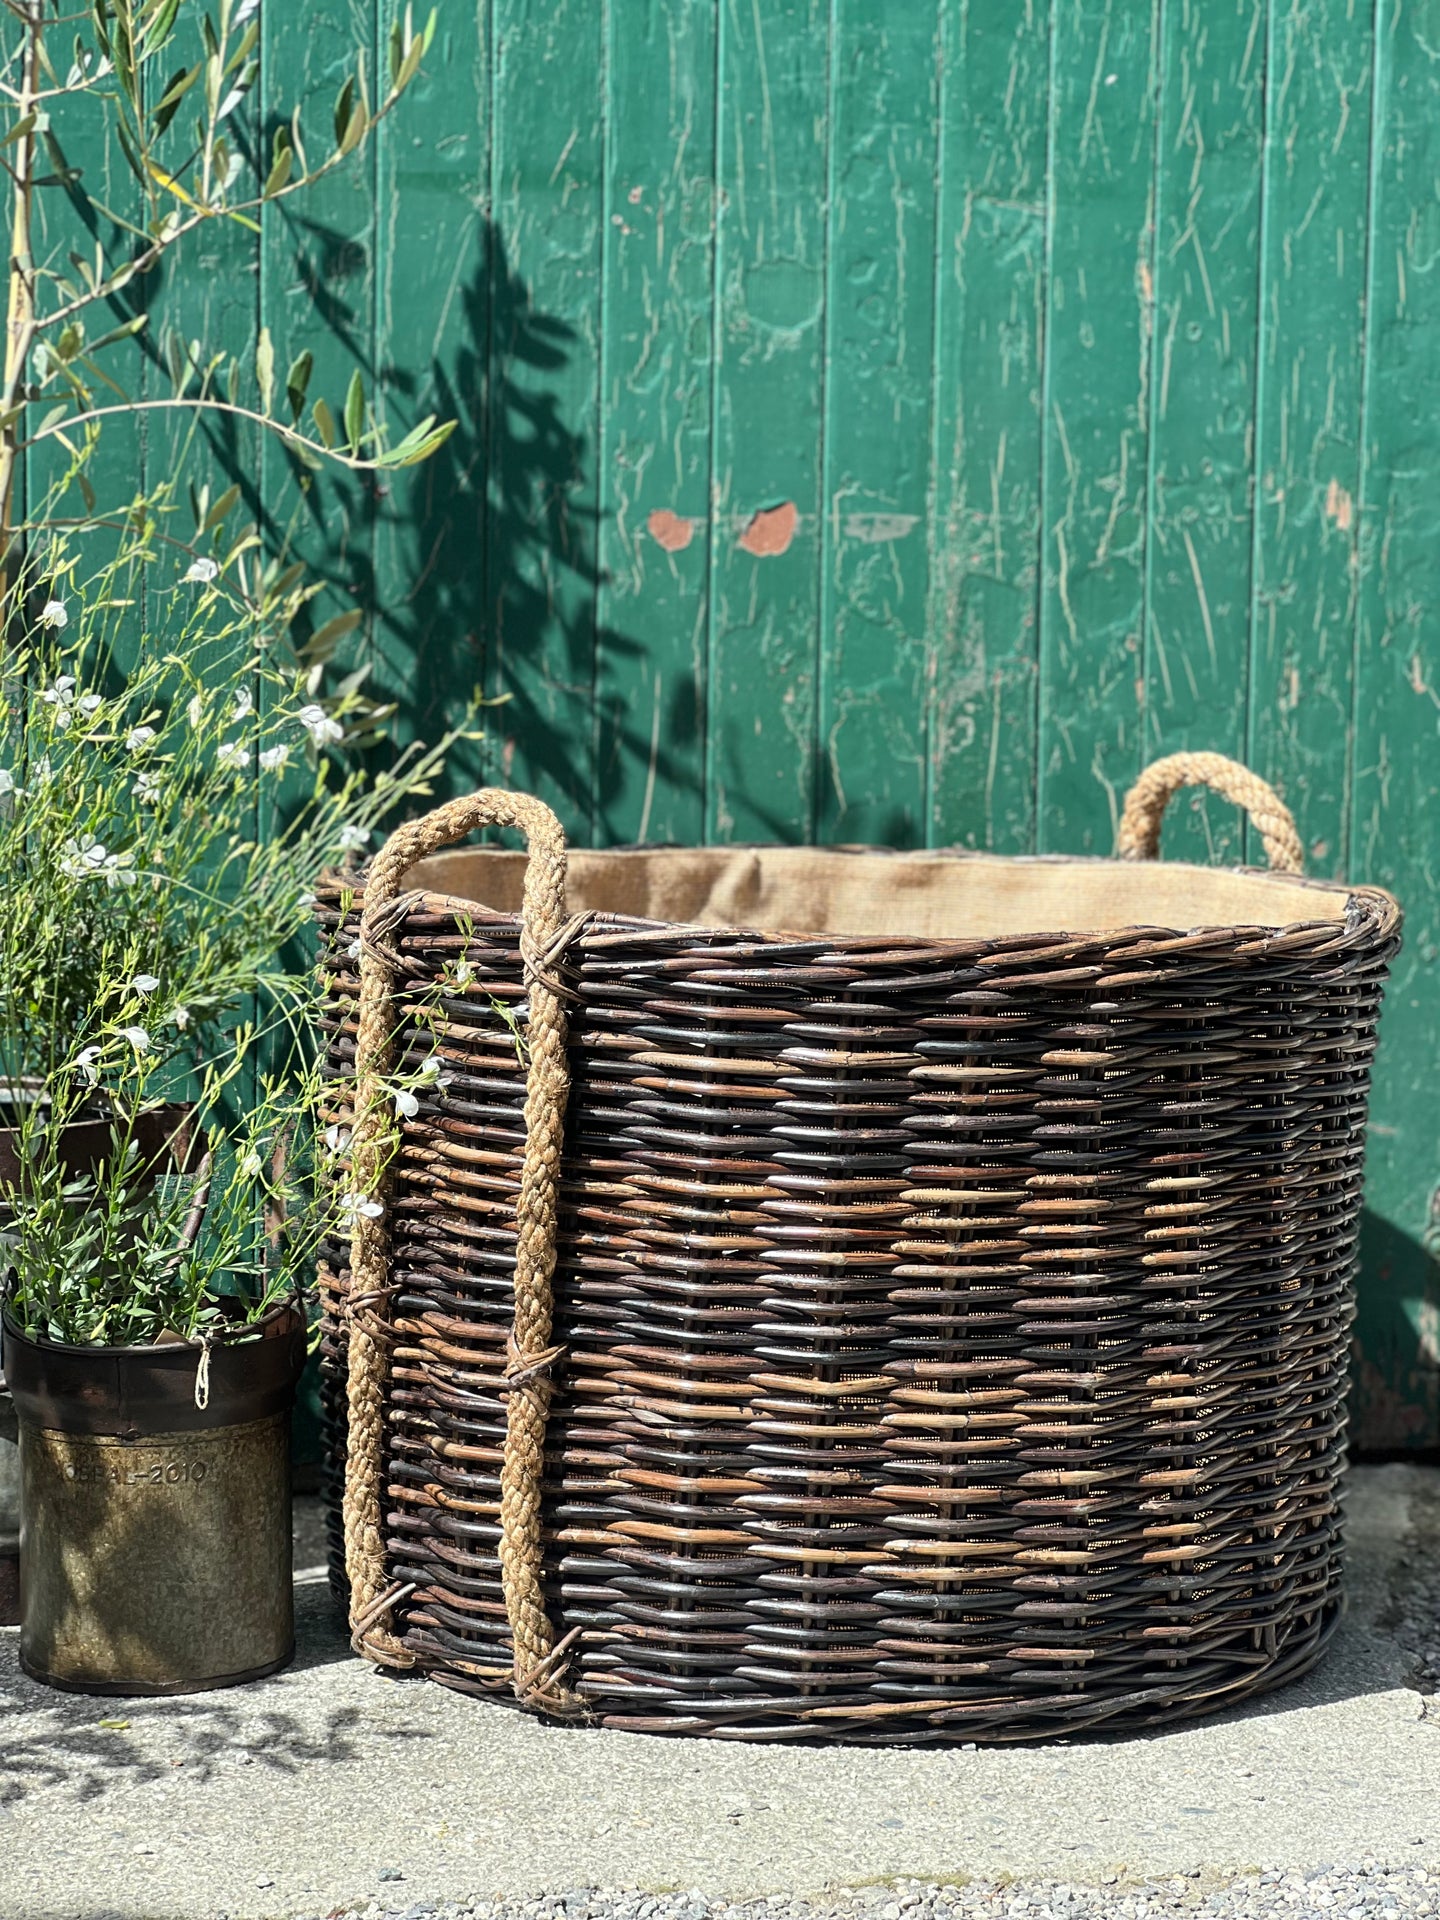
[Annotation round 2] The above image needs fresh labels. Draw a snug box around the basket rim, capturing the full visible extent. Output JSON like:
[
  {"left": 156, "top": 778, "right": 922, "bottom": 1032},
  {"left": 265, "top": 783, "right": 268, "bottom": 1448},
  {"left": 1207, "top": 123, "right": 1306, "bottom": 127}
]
[{"left": 319, "top": 843, "right": 1400, "bottom": 954}]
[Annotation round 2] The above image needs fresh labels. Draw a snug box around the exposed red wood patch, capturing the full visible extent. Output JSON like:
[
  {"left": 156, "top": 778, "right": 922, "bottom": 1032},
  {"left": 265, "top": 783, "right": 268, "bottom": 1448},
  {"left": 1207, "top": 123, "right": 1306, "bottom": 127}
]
[
  {"left": 1325, "top": 479, "right": 1354, "bottom": 531},
  {"left": 647, "top": 508, "right": 695, "bottom": 553},
  {"left": 738, "top": 500, "right": 798, "bottom": 557}
]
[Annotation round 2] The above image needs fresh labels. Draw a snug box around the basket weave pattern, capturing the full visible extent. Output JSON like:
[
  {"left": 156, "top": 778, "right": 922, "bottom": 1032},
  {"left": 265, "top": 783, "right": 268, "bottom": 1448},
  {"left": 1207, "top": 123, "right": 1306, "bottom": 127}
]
[{"left": 317, "top": 819, "right": 1398, "bottom": 1742}]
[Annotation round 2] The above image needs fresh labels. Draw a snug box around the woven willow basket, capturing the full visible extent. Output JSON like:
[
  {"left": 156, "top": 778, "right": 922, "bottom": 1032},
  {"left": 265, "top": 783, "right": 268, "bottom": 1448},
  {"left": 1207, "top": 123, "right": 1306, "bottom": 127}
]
[{"left": 317, "top": 753, "right": 1400, "bottom": 1743}]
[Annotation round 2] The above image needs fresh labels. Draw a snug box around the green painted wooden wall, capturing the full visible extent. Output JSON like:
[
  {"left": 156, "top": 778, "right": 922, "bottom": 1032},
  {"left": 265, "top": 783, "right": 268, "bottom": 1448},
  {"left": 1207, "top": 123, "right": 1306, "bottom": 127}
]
[{"left": 105, "top": 1, "right": 1440, "bottom": 1446}]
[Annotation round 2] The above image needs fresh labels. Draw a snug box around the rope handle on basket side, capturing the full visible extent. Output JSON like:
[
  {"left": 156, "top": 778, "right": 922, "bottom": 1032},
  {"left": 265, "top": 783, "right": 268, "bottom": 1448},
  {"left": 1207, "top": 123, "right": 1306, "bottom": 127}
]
[
  {"left": 342, "top": 788, "right": 585, "bottom": 1715},
  {"left": 1116, "top": 752, "right": 1304, "bottom": 874}
]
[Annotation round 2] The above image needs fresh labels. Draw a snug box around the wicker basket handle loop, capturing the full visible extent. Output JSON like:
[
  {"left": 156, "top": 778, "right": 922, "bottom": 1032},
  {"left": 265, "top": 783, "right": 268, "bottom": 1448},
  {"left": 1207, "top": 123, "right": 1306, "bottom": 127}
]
[
  {"left": 1116, "top": 752, "right": 1303, "bottom": 874},
  {"left": 343, "top": 789, "right": 584, "bottom": 1714}
]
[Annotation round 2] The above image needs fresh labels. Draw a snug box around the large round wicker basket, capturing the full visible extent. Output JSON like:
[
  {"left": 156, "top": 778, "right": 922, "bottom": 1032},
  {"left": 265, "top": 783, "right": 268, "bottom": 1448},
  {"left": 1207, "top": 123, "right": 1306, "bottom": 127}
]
[{"left": 317, "top": 753, "right": 1400, "bottom": 1743}]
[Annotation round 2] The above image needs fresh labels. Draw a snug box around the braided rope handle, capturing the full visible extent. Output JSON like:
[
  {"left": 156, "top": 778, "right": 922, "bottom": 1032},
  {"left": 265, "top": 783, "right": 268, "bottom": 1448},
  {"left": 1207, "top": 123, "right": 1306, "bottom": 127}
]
[
  {"left": 342, "top": 788, "right": 582, "bottom": 1713},
  {"left": 1116, "top": 752, "right": 1303, "bottom": 874}
]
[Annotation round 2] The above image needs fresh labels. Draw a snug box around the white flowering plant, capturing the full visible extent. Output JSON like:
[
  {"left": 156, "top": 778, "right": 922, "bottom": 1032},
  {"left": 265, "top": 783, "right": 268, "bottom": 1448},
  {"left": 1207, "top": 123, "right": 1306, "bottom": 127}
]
[{"left": 0, "top": 519, "right": 463, "bottom": 1348}]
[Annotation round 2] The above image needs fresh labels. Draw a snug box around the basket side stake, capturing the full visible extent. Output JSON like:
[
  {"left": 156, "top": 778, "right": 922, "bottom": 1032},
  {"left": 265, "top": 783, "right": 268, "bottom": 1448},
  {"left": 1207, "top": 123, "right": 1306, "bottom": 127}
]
[{"left": 343, "top": 788, "right": 583, "bottom": 1713}]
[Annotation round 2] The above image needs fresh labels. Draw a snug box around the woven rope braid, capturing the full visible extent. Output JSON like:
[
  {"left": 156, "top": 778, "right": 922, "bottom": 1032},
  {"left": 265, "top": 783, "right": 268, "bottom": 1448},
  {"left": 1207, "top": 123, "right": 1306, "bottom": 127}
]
[
  {"left": 1117, "top": 751, "right": 1304, "bottom": 873},
  {"left": 342, "top": 789, "right": 583, "bottom": 1712}
]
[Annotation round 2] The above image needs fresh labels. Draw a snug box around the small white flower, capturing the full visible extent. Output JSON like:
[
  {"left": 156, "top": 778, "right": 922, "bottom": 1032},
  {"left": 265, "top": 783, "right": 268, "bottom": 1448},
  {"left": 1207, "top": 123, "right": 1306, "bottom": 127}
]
[
  {"left": 324, "top": 1123, "right": 352, "bottom": 1156},
  {"left": 297, "top": 890, "right": 316, "bottom": 909},
  {"left": 118, "top": 1025, "right": 150, "bottom": 1052},
  {"left": 125, "top": 726, "right": 157, "bottom": 752},
  {"left": 216, "top": 738, "right": 251, "bottom": 772},
  {"left": 338, "top": 1192, "right": 384, "bottom": 1224},
  {"left": 186, "top": 693, "right": 204, "bottom": 729},
  {"left": 171, "top": 1005, "right": 191, "bottom": 1031},
  {"left": 74, "top": 1044, "right": 103, "bottom": 1085},
  {"left": 132, "top": 770, "right": 162, "bottom": 804},
  {"left": 232, "top": 685, "right": 254, "bottom": 720},
  {"left": 450, "top": 959, "right": 476, "bottom": 989},
  {"left": 184, "top": 557, "right": 220, "bottom": 584},
  {"left": 0, "top": 769, "right": 23, "bottom": 799},
  {"left": 128, "top": 974, "right": 160, "bottom": 995},
  {"left": 338, "top": 823, "right": 369, "bottom": 853},
  {"left": 237, "top": 1149, "right": 264, "bottom": 1181},
  {"left": 418, "top": 1055, "right": 453, "bottom": 1090},
  {"left": 394, "top": 1088, "right": 420, "bottom": 1119},
  {"left": 60, "top": 835, "right": 107, "bottom": 881},
  {"left": 39, "top": 598, "right": 67, "bottom": 630},
  {"left": 32, "top": 754, "right": 52, "bottom": 787},
  {"left": 346, "top": 937, "right": 362, "bottom": 960},
  {"left": 40, "top": 676, "right": 76, "bottom": 728},
  {"left": 298, "top": 703, "right": 344, "bottom": 747},
  {"left": 101, "top": 849, "right": 137, "bottom": 888},
  {"left": 77, "top": 692, "right": 103, "bottom": 718},
  {"left": 259, "top": 743, "right": 289, "bottom": 772}
]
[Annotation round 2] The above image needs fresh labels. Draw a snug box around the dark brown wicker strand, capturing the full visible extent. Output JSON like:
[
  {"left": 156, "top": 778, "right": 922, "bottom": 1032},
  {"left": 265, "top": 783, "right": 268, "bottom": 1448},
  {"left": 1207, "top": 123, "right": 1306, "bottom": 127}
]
[{"left": 318, "top": 773, "right": 1399, "bottom": 1744}]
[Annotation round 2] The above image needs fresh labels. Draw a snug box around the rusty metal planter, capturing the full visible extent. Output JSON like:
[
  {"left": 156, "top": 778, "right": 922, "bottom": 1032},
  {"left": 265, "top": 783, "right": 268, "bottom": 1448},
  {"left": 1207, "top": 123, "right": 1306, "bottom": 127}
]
[
  {"left": 317, "top": 755, "right": 1401, "bottom": 1743},
  {"left": 3, "top": 1303, "right": 306, "bottom": 1695}
]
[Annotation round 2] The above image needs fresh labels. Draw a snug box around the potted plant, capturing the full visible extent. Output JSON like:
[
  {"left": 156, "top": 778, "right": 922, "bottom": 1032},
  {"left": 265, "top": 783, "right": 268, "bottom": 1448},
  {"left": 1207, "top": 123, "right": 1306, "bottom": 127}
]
[{"left": 0, "top": 529, "right": 457, "bottom": 1693}]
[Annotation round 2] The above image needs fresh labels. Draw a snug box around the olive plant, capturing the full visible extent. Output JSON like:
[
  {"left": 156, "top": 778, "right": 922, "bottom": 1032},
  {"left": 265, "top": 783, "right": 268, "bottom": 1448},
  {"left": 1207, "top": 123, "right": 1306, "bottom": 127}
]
[{"left": 0, "top": 0, "right": 453, "bottom": 607}]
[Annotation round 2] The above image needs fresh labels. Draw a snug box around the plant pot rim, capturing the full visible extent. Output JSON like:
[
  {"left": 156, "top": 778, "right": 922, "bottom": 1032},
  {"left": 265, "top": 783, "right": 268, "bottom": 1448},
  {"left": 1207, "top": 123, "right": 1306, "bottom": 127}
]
[
  {"left": 1, "top": 1299, "right": 308, "bottom": 1437},
  {"left": 0, "top": 1294, "right": 300, "bottom": 1358}
]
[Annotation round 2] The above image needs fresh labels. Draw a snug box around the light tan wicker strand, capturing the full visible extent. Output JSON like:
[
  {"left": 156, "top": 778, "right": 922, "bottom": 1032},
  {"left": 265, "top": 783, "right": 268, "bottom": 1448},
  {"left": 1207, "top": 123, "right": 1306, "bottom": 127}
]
[
  {"left": 343, "top": 789, "right": 583, "bottom": 1712},
  {"left": 1116, "top": 751, "right": 1304, "bottom": 873}
]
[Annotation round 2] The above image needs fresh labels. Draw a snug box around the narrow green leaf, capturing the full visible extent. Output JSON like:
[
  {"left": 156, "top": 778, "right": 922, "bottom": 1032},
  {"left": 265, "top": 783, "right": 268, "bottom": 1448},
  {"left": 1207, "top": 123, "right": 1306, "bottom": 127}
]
[
  {"left": 2, "top": 113, "right": 37, "bottom": 151},
  {"left": 338, "top": 100, "right": 368, "bottom": 157},
  {"left": 87, "top": 313, "right": 148, "bottom": 354},
  {"left": 333, "top": 76, "right": 355, "bottom": 148},
  {"left": 303, "top": 608, "right": 364, "bottom": 664},
  {"left": 203, "top": 483, "right": 241, "bottom": 532},
  {"left": 262, "top": 143, "right": 292, "bottom": 198},
  {"left": 284, "top": 349, "right": 312, "bottom": 420},
  {"left": 255, "top": 325, "right": 274, "bottom": 415},
  {"left": 396, "top": 36, "right": 424, "bottom": 93},
  {"left": 343, "top": 369, "right": 364, "bottom": 451},
  {"left": 311, "top": 397, "right": 336, "bottom": 451},
  {"left": 390, "top": 419, "right": 458, "bottom": 467},
  {"left": 151, "top": 64, "right": 197, "bottom": 136},
  {"left": 225, "top": 20, "right": 259, "bottom": 74}
]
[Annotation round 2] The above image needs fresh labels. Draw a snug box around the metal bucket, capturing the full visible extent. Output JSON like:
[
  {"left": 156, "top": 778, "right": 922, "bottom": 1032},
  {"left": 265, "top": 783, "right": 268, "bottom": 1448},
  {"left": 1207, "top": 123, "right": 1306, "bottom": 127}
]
[{"left": 1, "top": 1303, "right": 307, "bottom": 1694}]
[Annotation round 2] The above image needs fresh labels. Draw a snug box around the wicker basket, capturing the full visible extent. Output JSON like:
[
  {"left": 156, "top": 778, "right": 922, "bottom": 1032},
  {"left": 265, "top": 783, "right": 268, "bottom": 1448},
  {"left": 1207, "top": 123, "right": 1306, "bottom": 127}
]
[{"left": 317, "top": 753, "right": 1400, "bottom": 1743}]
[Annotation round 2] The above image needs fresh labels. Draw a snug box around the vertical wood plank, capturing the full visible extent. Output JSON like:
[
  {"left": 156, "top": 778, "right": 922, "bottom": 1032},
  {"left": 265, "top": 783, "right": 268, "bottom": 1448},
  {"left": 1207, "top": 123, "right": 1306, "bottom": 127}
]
[
  {"left": 1037, "top": 0, "right": 1161, "bottom": 855},
  {"left": 371, "top": 0, "right": 492, "bottom": 791},
  {"left": 1248, "top": 0, "right": 1374, "bottom": 876},
  {"left": 259, "top": 0, "right": 378, "bottom": 694},
  {"left": 1141, "top": 0, "right": 1264, "bottom": 866},
  {"left": 26, "top": 72, "right": 148, "bottom": 586},
  {"left": 705, "top": 0, "right": 830, "bottom": 845},
  {"left": 1349, "top": 0, "right": 1440, "bottom": 1449},
  {"left": 814, "top": 2, "right": 940, "bottom": 848},
  {"left": 486, "top": 0, "right": 606, "bottom": 839},
  {"left": 593, "top": 0, "right": 717, "bottom": 847},
  {"left": 929, "top": 0, "right": 1051, "bottom": 853}
]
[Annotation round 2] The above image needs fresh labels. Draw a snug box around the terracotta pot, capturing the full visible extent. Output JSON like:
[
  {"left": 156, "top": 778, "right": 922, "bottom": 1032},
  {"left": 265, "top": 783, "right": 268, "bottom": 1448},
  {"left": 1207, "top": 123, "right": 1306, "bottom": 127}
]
[{"left": 2, "top": 1302, "right": 307, "bottom": 1694}]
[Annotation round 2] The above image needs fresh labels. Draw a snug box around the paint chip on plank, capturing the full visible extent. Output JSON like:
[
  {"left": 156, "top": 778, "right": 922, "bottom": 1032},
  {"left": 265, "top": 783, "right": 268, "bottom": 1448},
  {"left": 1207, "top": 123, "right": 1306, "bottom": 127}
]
[
  {"left": 647, "top": 509, "right": 695, "bottom": 553},
  {"left": 843, "top": 512, "right": 919, "bottom": 544},
  {"left": 1325, "top": 479, "right": 1353, "bottom": 531},
  {"left": 738, "top": 501, "right": 797, "bottom": 557}
]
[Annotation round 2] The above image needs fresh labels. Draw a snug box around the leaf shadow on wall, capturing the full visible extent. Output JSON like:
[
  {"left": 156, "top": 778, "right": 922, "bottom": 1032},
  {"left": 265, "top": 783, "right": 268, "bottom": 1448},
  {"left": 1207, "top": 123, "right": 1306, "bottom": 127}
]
[{"left": 369, "top": 221, "right": 717, "bottom": 842}]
